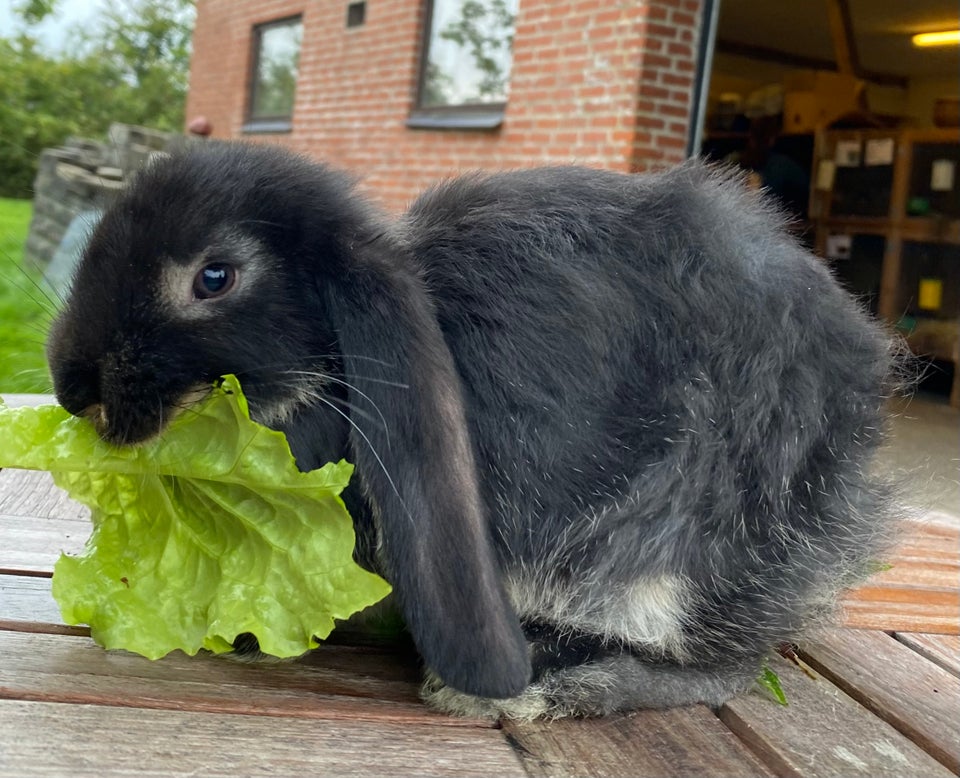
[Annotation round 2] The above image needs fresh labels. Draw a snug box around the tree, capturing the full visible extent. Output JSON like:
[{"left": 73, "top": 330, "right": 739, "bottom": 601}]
[
  {"left": 438, "top": 0, "right": 516, "bottom": 100},
  {"left": 0, "top": 0, "right": 195, "bottom": 198},
  {"left": 87, "top": 0, "right": 195, "bottom": 129},
  {"left": 0, "top": 36, "right": 117, "bottom": 197},
  {"left": 13, "top": 0, "right": 60, "bottom": 26}
]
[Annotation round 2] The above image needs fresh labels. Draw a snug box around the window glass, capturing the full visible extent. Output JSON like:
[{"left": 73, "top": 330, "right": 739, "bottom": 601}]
[
  {"left": 421, "top": 0, "right": 518, "bottom": 108},
  {"left": 250, "top": 18, "right": 303, "bottom": 121}
]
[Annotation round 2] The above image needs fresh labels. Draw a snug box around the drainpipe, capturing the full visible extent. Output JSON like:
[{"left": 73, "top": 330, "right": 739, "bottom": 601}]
[{"left": 686, "top": 0, "right": 720, "bottom": 158}]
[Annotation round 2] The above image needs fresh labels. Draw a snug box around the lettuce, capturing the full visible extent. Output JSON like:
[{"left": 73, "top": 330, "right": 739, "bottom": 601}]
[{"left": 0, "top": 375, "right": 391, "bottom": 659}]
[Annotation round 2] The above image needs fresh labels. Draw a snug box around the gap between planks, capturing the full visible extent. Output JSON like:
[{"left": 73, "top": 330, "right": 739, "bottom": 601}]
[
  {"left": 720, "top": 641, "right": 955, "bottom": 778},
  {"left": 800, "top": 628, "right": 960, "bottom": 775}
]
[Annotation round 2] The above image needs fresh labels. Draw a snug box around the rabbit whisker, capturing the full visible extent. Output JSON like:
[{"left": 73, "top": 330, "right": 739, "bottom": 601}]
[
  {"left": 156, "top": 390, "right": 166, "bottom": 436},
  {"left": 0, "top": 265, "right": 61, "bottom": 316},
  {"left": 277, "top": 369, "right": 394, "bottom": 431},
  {"left": 168, "top": 402, "right": 206, "bottom": 425},
  {"left": 270, "top": 378, "right": 387, "bottom": 431},
  {"left": 325, "top": 372, "right": 409, "bottom": 390},
  {"left": 315, "top": 394, "right": 386, "bottom": 430},
  {"left": 242, "top": 352, "right": 396, "bottom": 371},
  {"left": 308, "top": 391, "right": 405, "bottom": 510},
  {"left": 234, "top": 218, "right": 288, "bottom": 230},
  {"left": 313, "top": 352, "right": 396, "bottom": 369},
  {"left": 8, "top": 368, "right": 53, "bottom": 390}
]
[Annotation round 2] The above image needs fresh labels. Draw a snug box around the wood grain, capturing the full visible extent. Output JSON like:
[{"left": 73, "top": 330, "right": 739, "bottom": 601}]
[
  {"left": 719, "top": 651, "right": 953, "bottom": 777},
  {"left": 504, "top": 706, "right": 774, "bottom": 778},
  {"left": 840, "top": 587, "right": 960, "bottom": 635},
  {"left": 840, "top": 520, "right": 959, "bottom": 635},
  {"left": 0, "top": 572, "right": 409, "bottom": 646},
  {"left": 0, "top": 574, "right": 69, "bottom": 632},
  {"left": 0, "top": 513, "right": 88, "bottom": 574},
  {"left": 0, "top": 469, "right": 87, "bottom": 523},
  {"left": 0, "top": 630, "right": 500, "bottom": 728},
  {"left": 801, "top": 628, "right": 960, "bottom": 773},
  {"left": 0, "top": 699, "right": 526, "bottom": 778},
  {"left": 894, "top": 632, "right": 960, "bottom": 678}
]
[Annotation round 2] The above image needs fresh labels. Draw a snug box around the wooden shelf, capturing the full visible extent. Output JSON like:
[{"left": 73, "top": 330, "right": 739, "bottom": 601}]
[
  {"left": 809, "top": 127, "right": 959, "bottom": 407},
  {"left": 818, "top": 216, "right": 960, "bottom": 244}
]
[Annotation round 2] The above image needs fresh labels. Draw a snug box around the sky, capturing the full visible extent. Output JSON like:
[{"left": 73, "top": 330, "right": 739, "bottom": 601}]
[{"left": 0, "top": 0, "right": 110, "bottom": 53}]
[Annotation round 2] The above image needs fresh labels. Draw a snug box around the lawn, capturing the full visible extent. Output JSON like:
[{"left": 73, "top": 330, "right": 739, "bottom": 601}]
[{"left": 0, "top": 198, "right": 55, "bottom": 393}]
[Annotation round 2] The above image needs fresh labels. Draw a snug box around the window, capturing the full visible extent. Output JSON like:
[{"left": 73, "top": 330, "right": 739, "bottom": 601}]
[
  {"left": 346, "top": 2, "right": 366, "bottom": 27},
  {"left": 410, "top": 0, "right": 519, "bottom": 129},
  {"left": 245, "top": 16, "right": 303, "bottom": 133}
]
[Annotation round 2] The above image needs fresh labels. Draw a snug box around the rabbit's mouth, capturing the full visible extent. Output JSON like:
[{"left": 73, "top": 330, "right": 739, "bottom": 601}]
[
  {"left": 83, "top": 384, "right": 211, "bottom": 447},
  {"left": 82, "top": 400, "right": 164, "bottom": 447}
]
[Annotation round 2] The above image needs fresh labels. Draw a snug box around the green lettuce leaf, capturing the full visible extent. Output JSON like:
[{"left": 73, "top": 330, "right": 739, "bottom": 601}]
[{"left": 0, "top": 375, "right": 391, "bottom": 659}]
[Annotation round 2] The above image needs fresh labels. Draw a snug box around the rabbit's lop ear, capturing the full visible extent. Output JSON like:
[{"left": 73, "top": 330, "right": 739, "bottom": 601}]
[{"left": 323, "top": 248, "right": 531, "bottom": 699}]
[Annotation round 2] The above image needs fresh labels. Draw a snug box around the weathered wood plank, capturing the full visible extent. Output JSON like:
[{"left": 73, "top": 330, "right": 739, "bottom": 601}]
[
  {"left": 841, "top": 587, "right": 960, "bottom": 635},
  {"left": 0, "top": 573, "right": 408, "bottom": 649},
  {"left": 0, "top": 630, "right": 497, "bottom": 729},
  {"left": 847, "top": 561, "right": 958, "bottom": 588},
  {"left": 801, "top": 628, "right": 960, "bottom": 773},
  {"left": 504, "top": 706, "right": 774, "bottom": 778},
  {"left": 851, "top": 519, "right": 958, "bottom": 560},
  {"left": 841, "top": 599, "right": 960, "bottom": 635},
  {"left": 840, "top": 520, "right": 960, "bottom": 635},
  {"left": 0, "top": 573, "right": 72, "bottom": 633},
  {"left": 0, "top": 513, "right": 88, "bottom": 574},
  {"left": 719, "top": 650, "right": 953, "bottom": 777},
  {"left": 846, "top": 584, "right": 959, "bottom": 609},
  {"left": 894, "top": 632, "right": 960, "bottom": 678},
  {"left": 0, "top": 573, "right": 426, "bottom": 702},
  {"left": 0, "top": 569, "right": 88, "bottom": 637},
  {"left": 0, "top": 699, "right": 526, "bottom": 778},
  {"left": 0, "top": 574, "right": 68, "bottom": 631},
  {"left": 0, "top": 394, "right": 53, "bottom": 408},
  {"left": 0, "top": 469, "right": 87, "bottom": 522}
]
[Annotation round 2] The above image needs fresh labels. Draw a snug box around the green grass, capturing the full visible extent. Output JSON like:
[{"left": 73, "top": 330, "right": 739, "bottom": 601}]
[{"left": 0, "top": 197, "right": 54, "bottom": 393}]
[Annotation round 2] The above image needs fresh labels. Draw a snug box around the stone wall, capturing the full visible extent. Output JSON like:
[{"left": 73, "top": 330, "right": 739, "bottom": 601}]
[{"left": 24, "top": 124, "right": 177, "bottom": 269}]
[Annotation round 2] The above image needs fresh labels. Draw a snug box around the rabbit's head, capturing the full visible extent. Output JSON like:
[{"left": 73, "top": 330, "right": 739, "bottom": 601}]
[{"left": 47, "top": 142, "right": 531, "bottom": 700}]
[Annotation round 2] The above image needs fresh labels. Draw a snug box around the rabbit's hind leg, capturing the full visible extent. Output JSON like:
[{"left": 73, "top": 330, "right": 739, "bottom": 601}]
[{"left": 420, "top": 622, "right": 761, "bottom": 720}]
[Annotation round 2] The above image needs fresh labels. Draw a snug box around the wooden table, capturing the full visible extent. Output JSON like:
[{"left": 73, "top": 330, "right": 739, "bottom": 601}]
[{"left": 1, "top": 399, "right": 958, "bottom": 777}]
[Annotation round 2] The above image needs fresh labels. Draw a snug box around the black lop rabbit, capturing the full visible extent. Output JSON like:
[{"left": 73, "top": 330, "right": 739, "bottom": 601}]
[{"left": 47, "top": 142, "right": 899, "bottom": 719}]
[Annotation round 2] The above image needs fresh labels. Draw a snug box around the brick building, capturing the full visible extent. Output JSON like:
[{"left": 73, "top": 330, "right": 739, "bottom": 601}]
[{"left": 186, "top": 0, "right": 707, "bottom": 211}]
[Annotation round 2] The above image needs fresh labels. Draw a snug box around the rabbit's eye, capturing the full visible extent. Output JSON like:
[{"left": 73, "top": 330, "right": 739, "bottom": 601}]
[{"left": 193, "top": 263, "right": 236, "bottom": 299}]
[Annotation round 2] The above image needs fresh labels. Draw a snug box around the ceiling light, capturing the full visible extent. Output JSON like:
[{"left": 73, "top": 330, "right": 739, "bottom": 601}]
[{"left": 912, "top": 30, "right": 960, "bottom": 47}]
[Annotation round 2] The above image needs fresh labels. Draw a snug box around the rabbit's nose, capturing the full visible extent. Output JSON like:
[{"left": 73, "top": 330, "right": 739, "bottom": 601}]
[{"left": 50, "top": 359, "right": 102, "bottom": 420}]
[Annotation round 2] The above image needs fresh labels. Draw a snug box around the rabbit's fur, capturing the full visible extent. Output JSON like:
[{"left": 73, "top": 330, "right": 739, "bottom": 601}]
[{"left": 47, "top": 143, "right": 900, "bottom": 719}]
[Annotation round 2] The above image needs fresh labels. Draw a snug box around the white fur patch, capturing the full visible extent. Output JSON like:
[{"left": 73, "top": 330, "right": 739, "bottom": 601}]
[{"left": 507, "top": 572, "right": 690, "bottom": 660}]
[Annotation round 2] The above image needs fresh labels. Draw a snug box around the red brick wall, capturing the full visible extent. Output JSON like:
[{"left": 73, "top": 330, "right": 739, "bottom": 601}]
[{"left": 186, "top": 0, "right": 704, "bottom": 211}]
